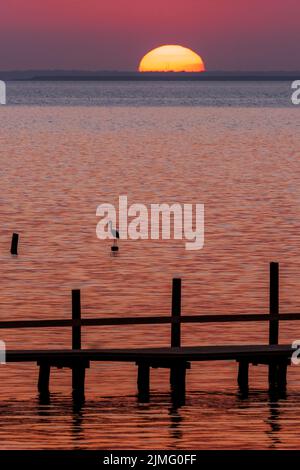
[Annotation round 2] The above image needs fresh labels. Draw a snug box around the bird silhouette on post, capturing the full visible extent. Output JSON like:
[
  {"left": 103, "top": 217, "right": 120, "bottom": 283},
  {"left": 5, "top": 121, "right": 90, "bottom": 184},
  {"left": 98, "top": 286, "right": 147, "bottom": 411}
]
[{"left": 109, "top": 220, "right": 120, "bottom": 251}]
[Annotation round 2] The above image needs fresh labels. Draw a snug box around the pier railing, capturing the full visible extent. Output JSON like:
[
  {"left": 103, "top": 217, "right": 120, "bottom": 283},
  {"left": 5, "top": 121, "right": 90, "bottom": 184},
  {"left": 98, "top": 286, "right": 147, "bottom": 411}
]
[{"left": 0, "top": 262, "right": 299, "bottom": 348}]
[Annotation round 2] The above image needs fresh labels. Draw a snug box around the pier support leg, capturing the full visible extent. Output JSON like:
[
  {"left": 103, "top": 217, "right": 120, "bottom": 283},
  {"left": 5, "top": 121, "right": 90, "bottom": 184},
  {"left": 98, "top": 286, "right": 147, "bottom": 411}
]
[
  {"left": 269, "top": 361, "right": 288, "bottom": 392},
  {"left": 137, "top": 363, "right": 150, "bottom": 401},
  {"left": 38, "top": 363, "right": 51, "bottom": 395},
  {"left": 238, "top": 361, "right": 249, "bottom": 393},
  {"left": 268, "top": 363, "right": 278, "bottom": 391},
  {"left": 72, "top": 364, "right": 86, "bottom": 401},
  {"left": 277, "top": 362, "right": 287, "bottom": 391},
  {"left": 170, "top": 363, "right": 187, "bottom": 405}
]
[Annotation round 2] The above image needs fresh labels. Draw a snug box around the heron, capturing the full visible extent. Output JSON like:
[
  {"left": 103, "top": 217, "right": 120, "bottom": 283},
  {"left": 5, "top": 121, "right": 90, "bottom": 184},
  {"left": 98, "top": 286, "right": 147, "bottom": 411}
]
[{"left": 108, "top": 220, "right": 120, "bottom": 248}]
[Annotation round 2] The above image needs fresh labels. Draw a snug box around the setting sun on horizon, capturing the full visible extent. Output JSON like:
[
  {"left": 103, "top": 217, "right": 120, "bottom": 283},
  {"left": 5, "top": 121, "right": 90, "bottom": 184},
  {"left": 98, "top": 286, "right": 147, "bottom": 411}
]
[{"left": 138, "top": 45, "right": 205, "bottom": 72}]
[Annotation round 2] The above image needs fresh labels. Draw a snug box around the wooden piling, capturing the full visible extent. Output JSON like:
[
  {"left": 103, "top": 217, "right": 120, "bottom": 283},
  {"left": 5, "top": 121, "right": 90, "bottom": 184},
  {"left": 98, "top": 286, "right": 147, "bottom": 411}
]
[
  {"left": 268, "top": 363, "right": 278, "bottom": 390},
  {"left": 72, "top": 363, "right": 86, "bottom": 398},
  {"left": 277, "top": 362, "right": 288, "bottom": 390},
  {"left": 10, "top": 232, "right": 19, "bottom": 255},
  {"left": 268, "top": 360, "right": 288, "bottom": 391},
  {"left": 237, "top": 361, "right": 249, "bottom": 392},
  {"left": 137, "top": 362, "right": 150, "bottom": 399},
  {"left": 170, "top": 363, "right": 187, "bottom": 405},
  {"left": 170, "top": 364, "right": 186, "bottom": 390},
  {"left": 38, "top": 362, "right": 51, "bottom": 395}
]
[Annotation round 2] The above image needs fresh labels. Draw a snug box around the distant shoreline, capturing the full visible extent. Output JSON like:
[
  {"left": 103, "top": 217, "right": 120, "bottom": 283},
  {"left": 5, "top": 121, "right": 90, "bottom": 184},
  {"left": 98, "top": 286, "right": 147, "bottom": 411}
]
[
  {"left": 1, "top": 71, "right": 299, "bottom": 81},
  {"left": 30, "top": 75, "right": 300, "bottom": 82}
]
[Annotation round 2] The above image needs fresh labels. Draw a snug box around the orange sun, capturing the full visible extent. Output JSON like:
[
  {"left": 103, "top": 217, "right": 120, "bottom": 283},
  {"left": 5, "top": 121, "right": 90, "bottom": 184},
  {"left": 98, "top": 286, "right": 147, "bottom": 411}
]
[{"left": 139, "top": 45, "right": 205, "bottom": 73}]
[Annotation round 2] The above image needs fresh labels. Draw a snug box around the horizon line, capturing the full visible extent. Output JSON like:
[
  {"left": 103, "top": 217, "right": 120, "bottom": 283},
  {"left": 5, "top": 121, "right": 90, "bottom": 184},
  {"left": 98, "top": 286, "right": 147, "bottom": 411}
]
[{"left": 1, "top": 69, "right": 300, "bottom": 74}]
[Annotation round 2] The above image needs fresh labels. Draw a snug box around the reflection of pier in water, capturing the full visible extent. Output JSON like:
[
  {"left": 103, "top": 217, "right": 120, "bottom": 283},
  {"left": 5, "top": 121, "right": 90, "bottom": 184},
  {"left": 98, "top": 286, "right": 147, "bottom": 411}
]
[{"left": 266, "top": 397, "right": 283, "bottom": 448}]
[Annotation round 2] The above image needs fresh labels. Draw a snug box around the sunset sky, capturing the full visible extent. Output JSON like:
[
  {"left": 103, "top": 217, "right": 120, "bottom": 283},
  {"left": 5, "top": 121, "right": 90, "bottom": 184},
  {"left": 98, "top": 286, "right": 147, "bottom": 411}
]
[{"left": 1, "top": 0, "right": 299, "bottom": 71}]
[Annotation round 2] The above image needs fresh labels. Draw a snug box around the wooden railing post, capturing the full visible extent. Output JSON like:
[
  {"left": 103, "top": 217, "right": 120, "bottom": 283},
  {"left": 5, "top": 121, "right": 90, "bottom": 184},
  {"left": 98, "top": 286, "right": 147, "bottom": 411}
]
[
  {"left": 71, "top": 289, "right": 86, "bottom": 400},
  {"left": 170, "top": 278, "right": 187, "bottom": 402},
  {"left": 171, "top": 278, "right": 181, "bottom": 348},
  {"left": 72, "top": 289, "right": 81, "bottom": 350},
  {"left": 269, "top": 262, "right": 279, "bottom": 345},
  {"left": 269, "top": 262, "right": 280, "bottom": 389}
]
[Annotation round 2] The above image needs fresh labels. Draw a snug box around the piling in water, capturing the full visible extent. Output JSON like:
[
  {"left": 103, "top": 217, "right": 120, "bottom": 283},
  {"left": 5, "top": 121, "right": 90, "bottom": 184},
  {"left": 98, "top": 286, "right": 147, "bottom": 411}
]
[{"left": 10, "top": 233, "right": 19, "bottom": 255}]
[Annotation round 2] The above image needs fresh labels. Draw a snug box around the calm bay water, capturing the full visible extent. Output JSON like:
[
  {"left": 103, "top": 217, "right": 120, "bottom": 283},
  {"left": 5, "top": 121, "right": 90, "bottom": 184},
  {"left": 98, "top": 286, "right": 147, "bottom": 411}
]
[{"left": 0, "top": 81, "right": 300, "bottom": 449}]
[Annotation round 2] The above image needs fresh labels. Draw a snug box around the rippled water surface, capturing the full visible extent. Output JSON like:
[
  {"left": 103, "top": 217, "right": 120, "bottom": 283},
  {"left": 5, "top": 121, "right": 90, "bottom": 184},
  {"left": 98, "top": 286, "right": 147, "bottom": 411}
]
[{"left": 0, "top": 82, "right": 300, "bottom": 449}]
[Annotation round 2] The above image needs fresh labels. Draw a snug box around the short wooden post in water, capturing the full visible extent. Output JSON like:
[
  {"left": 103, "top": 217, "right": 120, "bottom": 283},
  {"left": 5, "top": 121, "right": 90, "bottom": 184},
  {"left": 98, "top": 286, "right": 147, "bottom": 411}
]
[
  {"left": 71, "top": 290, "right": 85, "bottom": 398},
  {"left": 10, "top": 232, "right": 19, "bottom": 255},
  {"left": 237, "top": 361, "right": 249, "bottom": 392},
  {"left": 137, "top": 363, "right": 150, "bottom": 400},
  {"left": 268, "top": 262, "right": 280, "bottom": 389},
  {"left": 38, "top": 362, "right": 51, "bottom": 395}
]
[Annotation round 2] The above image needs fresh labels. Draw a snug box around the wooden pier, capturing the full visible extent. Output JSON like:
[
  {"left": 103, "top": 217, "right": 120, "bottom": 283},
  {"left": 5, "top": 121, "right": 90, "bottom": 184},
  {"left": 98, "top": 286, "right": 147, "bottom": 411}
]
[{"left": 0, "top": 262, "right": 299, "bottom": 402}]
